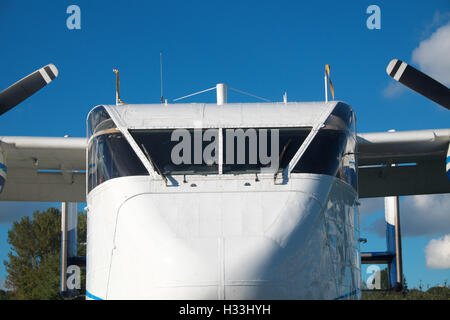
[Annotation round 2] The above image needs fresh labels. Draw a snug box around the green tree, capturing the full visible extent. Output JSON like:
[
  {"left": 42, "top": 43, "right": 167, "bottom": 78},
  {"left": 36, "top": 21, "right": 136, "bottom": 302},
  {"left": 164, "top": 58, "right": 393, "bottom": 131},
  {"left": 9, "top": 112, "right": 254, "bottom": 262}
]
[
  {"left": 3, "top": 208, "right": 86, "bottom": 300},
  {"left": 426, "top": 285, "right": 450, "bottom": 299},
  {"left": 363, "top": 270, "right": 450, "bottom": 300},
  {"left": 0, "top": 289, "right": 12, "bottom": 300}
]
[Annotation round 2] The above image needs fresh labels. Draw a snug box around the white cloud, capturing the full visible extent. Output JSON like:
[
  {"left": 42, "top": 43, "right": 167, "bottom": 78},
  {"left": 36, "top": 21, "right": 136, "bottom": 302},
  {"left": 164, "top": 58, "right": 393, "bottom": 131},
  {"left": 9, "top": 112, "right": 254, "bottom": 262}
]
[
  {"left": 382, "top": 82, "right": 406, "bottom": 99},
  {"left": 382, "top": 18, "right": 450, "bottom": 99},
  {"left": 420, "top": 11, "right": 450, "bottom": 39},
  {"left": 359, "top": 197, "right": 384, "bottom": 216},
  {"left": 400, "top": 194, "right": 450, "bottom": 237},
  {"left": 366, "top": 194, "right": 450, "bottom": 237},
  {"left": 425, "top": 234, "right": 450, "bottom": 269},
  {"left": 412, "top": 22, "right": 450, "bottom": 86}
]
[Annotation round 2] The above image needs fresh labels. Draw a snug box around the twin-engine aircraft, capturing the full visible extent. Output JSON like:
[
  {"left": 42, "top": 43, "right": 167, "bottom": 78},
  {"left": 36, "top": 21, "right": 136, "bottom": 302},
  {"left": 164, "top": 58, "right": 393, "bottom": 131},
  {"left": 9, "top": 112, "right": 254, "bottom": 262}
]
[{"left": 0, "top": 59, "right": 449, "bottom": 300}]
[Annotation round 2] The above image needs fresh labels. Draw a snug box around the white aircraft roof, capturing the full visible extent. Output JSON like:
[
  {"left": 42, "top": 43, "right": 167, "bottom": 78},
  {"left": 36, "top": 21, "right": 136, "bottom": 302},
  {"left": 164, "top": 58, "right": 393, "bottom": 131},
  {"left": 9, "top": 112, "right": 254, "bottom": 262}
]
[{"left": 103, "top": 101, "right": 339, "bottom": 129}]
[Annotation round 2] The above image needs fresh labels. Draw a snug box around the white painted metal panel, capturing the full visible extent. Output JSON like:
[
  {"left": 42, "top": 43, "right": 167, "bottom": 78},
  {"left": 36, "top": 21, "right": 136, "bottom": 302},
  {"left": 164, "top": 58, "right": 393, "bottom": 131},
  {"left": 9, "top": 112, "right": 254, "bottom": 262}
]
[
  {"left": 86, "top": 174, "right": 360, "bottom": 300},
  {"left": 103, "top": 102, "right": 338, "bottom": 129},
  {"left": 0, "top": 136, "right": 86, "bottom": 170},
  {"left": 357, "top": 129, "right": 450, "bottom": 197},
  {"left": 357, "top": 129, "right": 450, "bottom": 165},
  {"left": 0, "top": 136, "right": 86, "bottom": 202}
]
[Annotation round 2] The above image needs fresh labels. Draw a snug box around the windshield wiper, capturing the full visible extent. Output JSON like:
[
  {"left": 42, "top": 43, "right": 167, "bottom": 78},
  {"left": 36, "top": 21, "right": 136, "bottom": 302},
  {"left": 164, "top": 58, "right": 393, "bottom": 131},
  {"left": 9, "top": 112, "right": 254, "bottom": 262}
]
[
  {"left": 140, "top": 143, "right": 167, "bottom": 182},
  {"left": 274, "top": 138, "right": 292, "bottom": 179},
  {"left": 278, "top": 138, "right": 292, "bottom": 165}
]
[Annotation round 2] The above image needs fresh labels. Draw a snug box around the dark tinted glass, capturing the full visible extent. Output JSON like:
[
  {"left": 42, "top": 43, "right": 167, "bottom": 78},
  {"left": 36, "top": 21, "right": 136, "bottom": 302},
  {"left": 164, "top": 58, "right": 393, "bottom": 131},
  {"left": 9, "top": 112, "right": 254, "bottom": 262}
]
[
  {"left": 222, "top": 128, "right": 311, "bottom": 174},
  {"left": 131, "top": 129, "right": 219, "bottom": 175},
  {"left": 88, "top": 106, "right": 115, "bottom": 137},
  {"left": 328, "top": 102, "right": 353, "bottom": 129},
  {"left": 293, "top": 129, "right": 347, "bottom": 176},
  {"left": 130, "top": 128, "right": 312, "bottom": 175},
  {"left": 293, "top": 102, "right": 357, "bottom": 189},
  {"left": 88, "top": 131, "right": 148, "bottom": 192}
]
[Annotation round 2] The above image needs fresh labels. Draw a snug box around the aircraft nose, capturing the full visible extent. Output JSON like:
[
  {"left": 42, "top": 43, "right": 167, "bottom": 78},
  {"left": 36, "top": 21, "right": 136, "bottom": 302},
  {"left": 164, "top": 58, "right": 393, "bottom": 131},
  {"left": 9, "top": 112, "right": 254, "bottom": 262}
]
[
  {"left": 104, "top": 188, "right": 334, "bottom": 299},
  {"left": 221, "top": 192, "right": 328, "bottom": 299}
]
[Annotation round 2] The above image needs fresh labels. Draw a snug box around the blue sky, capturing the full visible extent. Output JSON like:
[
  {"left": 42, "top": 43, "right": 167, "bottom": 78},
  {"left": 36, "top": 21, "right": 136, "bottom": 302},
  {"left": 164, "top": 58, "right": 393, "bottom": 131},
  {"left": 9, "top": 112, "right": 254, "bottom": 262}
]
[{"left": 0, "top": 0, "right": 449, "bottom": 291}]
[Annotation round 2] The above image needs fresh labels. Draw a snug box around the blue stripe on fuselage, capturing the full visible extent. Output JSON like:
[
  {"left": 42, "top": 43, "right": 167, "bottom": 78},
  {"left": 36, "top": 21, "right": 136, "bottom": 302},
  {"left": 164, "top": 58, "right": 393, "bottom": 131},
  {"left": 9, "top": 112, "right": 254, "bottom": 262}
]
[{"left": 85, "top": 290, "right": 103, "bottom": 300}]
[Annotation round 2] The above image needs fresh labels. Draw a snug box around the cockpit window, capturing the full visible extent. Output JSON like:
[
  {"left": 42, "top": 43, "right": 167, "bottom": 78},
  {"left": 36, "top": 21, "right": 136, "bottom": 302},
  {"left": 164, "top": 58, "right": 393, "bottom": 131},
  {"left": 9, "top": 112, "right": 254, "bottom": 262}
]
[
  {"left": 87, "top": 103, "right": 357, "bottom": 191},
  {"left": 293, "top": 103, "right": 357, "bottom": 188},
  {"left": 87, "top": 107, "right": 149, "bottom": 192},
  {"left": 293, "top": 129, "right": 347, "bottom": 176},
  {"left": 88, "top": 130, "right": 148, "bottom": 192},
  {"left": 222, "top": 128, "right": 311, "bottom": 174},
  {"left": 130, "top": 129, "right": 219, "bottom": 175},
  {"left": 130, "top": 128, "right": 312, "bottom": 175},
  {"left": 88, "top": 106, "right": 115, "bottom": 138}
]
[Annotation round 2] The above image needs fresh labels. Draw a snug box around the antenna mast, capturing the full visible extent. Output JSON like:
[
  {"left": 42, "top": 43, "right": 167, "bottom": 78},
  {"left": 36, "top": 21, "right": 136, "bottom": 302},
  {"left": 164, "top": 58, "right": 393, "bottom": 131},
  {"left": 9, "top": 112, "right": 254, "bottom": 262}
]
[
  {"left": 324, "top": 64, "right": 335, "bottom": 102},
  {"left": 113, "top": 68, "right": 126, "bottom": 105}
]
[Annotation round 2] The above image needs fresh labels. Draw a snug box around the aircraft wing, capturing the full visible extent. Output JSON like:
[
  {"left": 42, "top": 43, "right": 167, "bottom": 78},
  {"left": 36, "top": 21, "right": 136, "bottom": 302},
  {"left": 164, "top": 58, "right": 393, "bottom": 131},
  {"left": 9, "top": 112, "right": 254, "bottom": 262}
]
[
  {"left": 0, "top": 136, "right": 86, "bottom": 202},
  {"left": 357, "top": 129, "right": 450, "bottom": 198}
]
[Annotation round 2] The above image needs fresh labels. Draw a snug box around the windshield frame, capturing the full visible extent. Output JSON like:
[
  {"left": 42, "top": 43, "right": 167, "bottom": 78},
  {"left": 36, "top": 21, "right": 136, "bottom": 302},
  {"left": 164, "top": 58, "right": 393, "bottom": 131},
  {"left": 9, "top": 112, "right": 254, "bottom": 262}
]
[
  {"left": 289, "top": 102, "right": 357, "bottom": 188},
  {"left": 87, "top": 103, "right": 356, "bottom": 187},
  {"left": 87, "top": 128, "right": 149, "bottom": 193},
  {"left": 129, "top": 127, "right": 314, "bottom": 177}
]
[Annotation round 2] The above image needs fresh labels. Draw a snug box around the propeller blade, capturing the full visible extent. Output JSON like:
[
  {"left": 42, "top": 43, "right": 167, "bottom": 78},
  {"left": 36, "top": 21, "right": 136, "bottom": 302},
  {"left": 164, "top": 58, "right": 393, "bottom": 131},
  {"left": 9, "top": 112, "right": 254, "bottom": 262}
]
[
  {"left": 386, "top": 59, "right": 450, "bottom": 110},
  {"left": 0, "top": 64, "right": 58, "bottom": 116}
]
